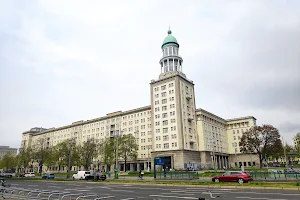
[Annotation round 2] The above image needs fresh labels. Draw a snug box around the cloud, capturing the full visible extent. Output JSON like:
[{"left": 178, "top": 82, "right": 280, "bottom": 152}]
[{"left": 0, "top": 0, "right": 299, "bottom": 148}]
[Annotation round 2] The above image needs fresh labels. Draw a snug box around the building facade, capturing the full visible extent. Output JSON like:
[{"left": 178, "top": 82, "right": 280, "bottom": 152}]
[
  {"left": 21, "top": 30, "right": 257, "bottom": 171},
  {"left": 0, "top": 146, "right": 18, "bottom": 159}
]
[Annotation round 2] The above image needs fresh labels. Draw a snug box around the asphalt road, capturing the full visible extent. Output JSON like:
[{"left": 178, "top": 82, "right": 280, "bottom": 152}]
[{"left": 2, "top": 180, "right": 300, "bottom": 200}]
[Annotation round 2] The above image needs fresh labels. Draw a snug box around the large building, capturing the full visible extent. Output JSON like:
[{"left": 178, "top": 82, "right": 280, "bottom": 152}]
[
  {"left": 0, "top": 146, "right": 18, "bottom": 159},
  {"left": 21, "top": 30, "right": 257, "bottom": 171}
]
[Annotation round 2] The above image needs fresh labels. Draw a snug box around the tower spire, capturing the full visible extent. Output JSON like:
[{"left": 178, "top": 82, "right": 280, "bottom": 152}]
[{"left": 160, "top": 29, "right": 183, "bottom": 74}]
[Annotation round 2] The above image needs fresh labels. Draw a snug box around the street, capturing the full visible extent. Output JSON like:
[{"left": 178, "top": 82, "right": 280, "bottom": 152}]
[{"left": 2, "top": 180, "right": 300, "bottom": 200}]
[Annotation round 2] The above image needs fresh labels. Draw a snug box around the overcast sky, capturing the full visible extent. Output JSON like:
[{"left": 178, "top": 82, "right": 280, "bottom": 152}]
[{"left": 0, "top": 0, "right": 299, "bottom": 149}]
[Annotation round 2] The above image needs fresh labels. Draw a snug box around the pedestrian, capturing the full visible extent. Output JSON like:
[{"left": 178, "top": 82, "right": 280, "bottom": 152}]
[
  {"left": 138, "top": 170, "right": 142, "bottom": 179},
  {"left": 107, "top": 170, "right": 111, "bottom": 179},
  {"left": 141, "top": 170, "right": 144, "bottom": 179}
]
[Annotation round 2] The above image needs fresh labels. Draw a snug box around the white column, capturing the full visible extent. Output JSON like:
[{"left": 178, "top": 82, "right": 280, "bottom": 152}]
[
  {"left": 177, "top": 60, "right": 180, "bottom": 71},
  {"left": 173, "top": 58, "right": 175, "bottom": 71},
  {"left": 167, "top": 59, "right": 170, "bottom": 72}
]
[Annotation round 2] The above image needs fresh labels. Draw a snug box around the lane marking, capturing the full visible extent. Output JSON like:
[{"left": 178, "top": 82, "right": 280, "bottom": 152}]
[
  {"left": 150, "top": 195, "right": 198, "bottom": 199},
  {"left": 111, "top": 189, "right": 134, "bottom": 193},
  {"left": 28, "top": 185, "right": 38, "bottom": 187},
  {"left": 120, "top": 198, "right": 135, "bottom": 200},
  {"left": 236, "top": 197, "right": 288, "bottom": 200},
  {"left": 161, "top": 193, "right": 195, "bottom": 196}
]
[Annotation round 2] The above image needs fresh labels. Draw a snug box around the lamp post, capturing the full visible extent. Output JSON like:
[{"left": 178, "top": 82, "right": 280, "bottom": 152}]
[
  {"left": 147, "top": 145, "right": 150, "bottom": 172},
  {"left": 210, "top": 137, "right": 217, "bottom": 172},
  {"left": 67, "top": 138, "right": 75, "bottom": 179},
  {"left": 232, "top": 142, "right": 237, "bottom": 168},
  {"left": 114, "top": 130, "right": 121, "bottom": 179}
]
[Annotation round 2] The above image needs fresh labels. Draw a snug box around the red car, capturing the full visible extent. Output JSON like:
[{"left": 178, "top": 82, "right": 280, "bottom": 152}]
[{"left": 212, "top": 171, "right": 252, "bottom": 184}]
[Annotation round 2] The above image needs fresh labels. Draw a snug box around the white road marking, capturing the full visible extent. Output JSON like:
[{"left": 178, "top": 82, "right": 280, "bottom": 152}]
[
  {"left": 64, "top": 189, "right": 90, "bottom": 192},
  {"left": 10, "top": 184, "right": 19, "bottom": 186},
  {"left": 236, "top": 197, "right": 288, "bottom": 200},
  {"left": 150, "top": 195, "right": 198, "bottom": 199},
  {"left": 48, "top": 186, "right": 60, "bottom": 188},
  {"left": 161, "top": 193, "right": 195, "bottom": 196},
  {"left": 28, "top": 185, "right": 38, "bottom": 187},
  {"left": 111, "top": 189, "right": 134, "bottom": 193},
  {"left": 120, "top": 198, "right": 135, "bottom": 200}
]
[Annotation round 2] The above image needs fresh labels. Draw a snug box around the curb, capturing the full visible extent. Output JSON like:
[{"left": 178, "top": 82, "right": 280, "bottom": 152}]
[{"left": 17, "top": 179, "right": 300, "bottom": 191}]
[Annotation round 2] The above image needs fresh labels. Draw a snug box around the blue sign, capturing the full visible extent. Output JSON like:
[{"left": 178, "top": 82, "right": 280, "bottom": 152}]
[{"left": 154, "top": 157, "right": 165, "bottom": 165}]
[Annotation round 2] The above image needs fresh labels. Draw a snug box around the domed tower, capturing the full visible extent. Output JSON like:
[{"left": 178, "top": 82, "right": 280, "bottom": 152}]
[
  {"left": 150, "top": 29, "right": 199, "bottom": 170},
  {"left": 159, "top": 29, "right": 183, "bottom": 74}
]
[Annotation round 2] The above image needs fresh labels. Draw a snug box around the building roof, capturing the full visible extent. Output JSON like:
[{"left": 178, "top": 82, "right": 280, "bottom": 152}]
[
  {"left": 162, "top": 29, "right": 179, "bottom": 48},
  {"left": 31, "top": 105, "right": 151, "bottom": 136},
  {"left": 226, "top": 116, "right": 256, "bottom": 122}
]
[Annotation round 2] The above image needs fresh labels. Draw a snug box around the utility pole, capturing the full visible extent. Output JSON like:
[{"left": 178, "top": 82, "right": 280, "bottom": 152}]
[{"left": 67, "top": 138, "right": 74, "bottom": 179}]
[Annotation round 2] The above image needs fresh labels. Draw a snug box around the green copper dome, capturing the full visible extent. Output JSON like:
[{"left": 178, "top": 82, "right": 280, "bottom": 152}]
[{"left": 162, "top": 29, "right": 179, "bottom": 48}]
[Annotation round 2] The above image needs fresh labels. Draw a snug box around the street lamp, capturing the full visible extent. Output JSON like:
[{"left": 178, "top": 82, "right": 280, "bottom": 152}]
[
  {"left": 232, "top": 142, "right": 237, "bottom": 168},
  {"left": 67, "top": 138, "right": 75, "bottom": 179},
  {"left": 114, "top": 130, "right": 121, "bottom": 179},
  {"left": 147, "top": 145, "right": 150, "bottom": 172},
  {"left": 210, "top": 137, "right": 217, "bottom": 172}
]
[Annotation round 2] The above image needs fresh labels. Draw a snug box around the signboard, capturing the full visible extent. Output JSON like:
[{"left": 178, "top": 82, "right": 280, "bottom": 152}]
[{"left": 154, "top": 157, "right": 165, "bottom": 165}]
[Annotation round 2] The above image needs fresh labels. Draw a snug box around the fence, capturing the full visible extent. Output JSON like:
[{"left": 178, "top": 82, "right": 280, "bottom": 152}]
[
  {"left": 156, "top": 171, "right": 199, "bottom": 180},
  {"left": 250, "top": 172, "right": 300, "bottom": 180},
  {"left": 0, "top": 186, "right": 117, "bottom": 200}
]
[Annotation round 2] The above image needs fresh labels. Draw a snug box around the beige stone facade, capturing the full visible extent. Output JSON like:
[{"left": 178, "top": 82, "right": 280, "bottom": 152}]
[{"left": 20, "top": 30, "right": 258, "bottom": 171}]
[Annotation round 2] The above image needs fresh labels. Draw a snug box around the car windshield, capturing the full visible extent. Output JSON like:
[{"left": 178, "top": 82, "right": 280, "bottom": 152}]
[{"left": 49, "top": 174, "right": 54, "bottom": 176}]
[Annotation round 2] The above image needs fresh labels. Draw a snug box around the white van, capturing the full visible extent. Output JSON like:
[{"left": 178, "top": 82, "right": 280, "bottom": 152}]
[{"left": 72, "top": 171, "right": 90, "bottom": 180}]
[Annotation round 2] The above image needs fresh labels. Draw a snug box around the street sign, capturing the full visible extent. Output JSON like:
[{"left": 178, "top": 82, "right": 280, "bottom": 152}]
[{"left": 154, "top": 157, "right": 165, "bottom": 165}]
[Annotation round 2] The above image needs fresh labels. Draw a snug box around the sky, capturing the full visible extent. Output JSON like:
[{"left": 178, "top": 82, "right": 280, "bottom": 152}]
[{"left": 0, "top": 0, "right": 299, "bottom": 149}]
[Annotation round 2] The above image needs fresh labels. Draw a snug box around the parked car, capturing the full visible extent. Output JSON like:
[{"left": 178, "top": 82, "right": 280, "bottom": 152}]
[
  {"left": 42, "top": 173, "right": 55, "bottom": 179},
  {"left": 85, "top": 172, "right": 106, "bottom": 181},
  {"left": 0, "top": 171, "right": 15, "bottom": 178},
  {"left": 72, "top": 171, "right": 90, "bottom": 180},
  {"left": 24, "top": 172, "right": 35, "bottom": 178},
  {"left": 212, "top": 171, "right": 252, "bottom": 184}
]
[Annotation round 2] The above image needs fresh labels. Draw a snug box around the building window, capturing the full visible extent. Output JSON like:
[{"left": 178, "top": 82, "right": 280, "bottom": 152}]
[
  {"left": 156, "top": 136, "right": 161, "bottom": 141},
  {"left": 162, "top": 99, "right": 167, "bottom": 104},
  {"left": 171, "top": 119, "right": 176, "bottom": 123},
  {"left": 170, "top": 104, "right": 175, "bottom": 109},
  {"left": 171, "top": 126, "right": 176, "bottom": 131},
  {"left": 172, "top": 142, "right": 177, "bottom": 147},
  {"left": 161, "top": 92, "right": 167, "bottom": 97},
  {"left": 163, "top": 128, "right": 168, "bottom": 133},
  {"left": 155, "top": 122, "right": 160, "bottom": 126},
  {"left": 169, "top": 83, "right": 174, "bottom": 87},
  {"left": 162, "top": 106, "right": 167, "bottom": 111},
  {"left": 169, "top": 96, "right": 174, "bottom": 101},
  {"left": 161, "top": 85, "right": 166, "bottom": 90},
  {"left": 170, "top": 111, "right": 175, "bottom": 116},
  {"left": 155, "top": 100, "right": 159, "bottom": 105},
  {"left": 237, "top": 130, "right": 239, "bottom": 134},
  {"left": 234, "top": 136, "right": 236, "bottom": 140},
  {"left": 163, "top": 120, "right": 168, "bottom": 126},
  {"left": 156, "top": 129, "right": 160, "bottom": 133},
  {"left": 163, "top": 143, "right": 169, "bottom": 149},
  {"left": 233, "top": 130, "right": 235, "bottom": 134}
]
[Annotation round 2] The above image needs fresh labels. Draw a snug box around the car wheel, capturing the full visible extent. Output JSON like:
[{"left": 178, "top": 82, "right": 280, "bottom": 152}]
[
  {"left": 238, "top": 178, "right": 244, "bottom": 184},
  {"left": 214, "top": 178, "right": 220, "bottom": 183},
  {"left": 72, "top": 177, "right": 75, "bottom": 180}
]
